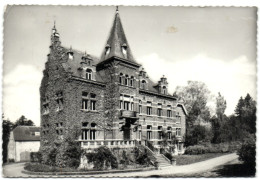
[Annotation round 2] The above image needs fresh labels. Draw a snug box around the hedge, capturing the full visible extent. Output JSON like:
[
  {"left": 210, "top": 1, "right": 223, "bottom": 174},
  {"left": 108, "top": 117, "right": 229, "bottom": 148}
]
[{"left": 185, "top": 142, "right": 242, "bottom": 155}]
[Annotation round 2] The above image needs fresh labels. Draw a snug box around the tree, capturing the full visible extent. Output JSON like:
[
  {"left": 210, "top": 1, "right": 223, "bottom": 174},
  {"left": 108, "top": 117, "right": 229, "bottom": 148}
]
[
  {"left": 13, "top": 115, "right": 35, "bottom": 129},
  {"left": 216, "top": 92, "right": 227, "bottom": 119},
  {"left": 185, "top": 125, "right": 213, "bottom": 146},
  {"left": 175, "top": 81, "right": 212, "bottom": 127},
  {"left": 234, "top": 94, "right": 256, "bottom": 134},
  {"left": 212, "top": 93, "right": 256, "bottom": 144},
  {"left": 175, "top": 81, "right": 212, "bottom": 146},
  {"left": 2, "top": 114, "right": 14, "bottom": 163},
  {"left": 211, "top": 93, "right": 228, "bottom": 143}
]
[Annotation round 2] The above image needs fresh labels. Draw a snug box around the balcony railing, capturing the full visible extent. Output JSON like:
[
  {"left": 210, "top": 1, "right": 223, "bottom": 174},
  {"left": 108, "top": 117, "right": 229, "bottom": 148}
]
[
  {"left": 120, "top": 110, "right": 138, "bottom": 118},
  {"left": 79, "top": 139, "right": 137, "bottom": 149}
]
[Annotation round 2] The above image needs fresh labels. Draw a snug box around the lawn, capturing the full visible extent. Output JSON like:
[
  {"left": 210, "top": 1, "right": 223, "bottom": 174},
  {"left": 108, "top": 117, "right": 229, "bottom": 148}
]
[{"left": 174, "top": 153, "right": 229, "bottom": 166}]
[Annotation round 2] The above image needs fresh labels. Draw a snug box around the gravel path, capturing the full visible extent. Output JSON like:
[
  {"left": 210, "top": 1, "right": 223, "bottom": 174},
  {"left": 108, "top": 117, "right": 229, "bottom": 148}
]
[{"left": 2, "top": 153, "right": 238, "bottom": 178}]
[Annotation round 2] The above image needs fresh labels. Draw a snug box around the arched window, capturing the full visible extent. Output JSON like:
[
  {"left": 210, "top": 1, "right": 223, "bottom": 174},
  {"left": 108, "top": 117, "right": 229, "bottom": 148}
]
[
  {"left": 139, "top": 100, "right": 142, "bottom": 113},
  {"left": 141, "top": 80, "right": 146, "bottom": 89},
  {"left": 125, "top": 75, "right": 129, "bottom": 86},
  {"left": 162, "top": 86, "right": 167, "bottom": 94},
  {"left": 91, "top": 123, "right": 96, "bottom": 128},
  {"left": 119, "top": 73, "right": 123, "bottom": 84},
  {"left": 86, "top": 69, "right": 92, "bottom": 80}
]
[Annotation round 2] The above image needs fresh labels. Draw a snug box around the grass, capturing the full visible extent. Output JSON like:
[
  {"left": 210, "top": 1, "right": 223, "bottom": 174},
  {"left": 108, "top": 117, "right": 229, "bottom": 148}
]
[
  {"left": 24, "top": 163, "right": 79, "bottom": 172},
  {"left": 174, "top": 153, "right": 229, "bottom": 166},
  {"left": 24, "top": 162, "right": 152, "bottom": 173}
]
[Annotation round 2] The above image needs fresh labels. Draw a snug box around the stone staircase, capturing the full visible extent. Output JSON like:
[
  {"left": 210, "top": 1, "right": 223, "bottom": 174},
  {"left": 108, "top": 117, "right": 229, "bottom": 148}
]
[
  {"left": 154, "top": 154, "right": 172, "bottom": 168},
  {"left": 143, "top": 145, "right": 172, "bottom": 168}
]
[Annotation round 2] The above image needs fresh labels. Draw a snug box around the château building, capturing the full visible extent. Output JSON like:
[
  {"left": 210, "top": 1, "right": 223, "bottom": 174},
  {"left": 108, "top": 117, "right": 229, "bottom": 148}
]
[{"left": 40, "top": 8, "right": 187, "bottom": 165}]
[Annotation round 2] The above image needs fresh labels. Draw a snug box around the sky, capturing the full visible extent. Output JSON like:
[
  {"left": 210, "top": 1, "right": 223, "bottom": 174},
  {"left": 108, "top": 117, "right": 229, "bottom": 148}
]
[{"left": 3, "top": 6, "right": 257, "bottom": 126}]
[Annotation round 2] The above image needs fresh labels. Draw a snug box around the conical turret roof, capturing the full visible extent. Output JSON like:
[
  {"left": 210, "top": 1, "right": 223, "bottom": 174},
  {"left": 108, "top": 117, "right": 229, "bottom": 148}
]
[{"left": 100, "top": 8, "right": 135, "bottom": 62}]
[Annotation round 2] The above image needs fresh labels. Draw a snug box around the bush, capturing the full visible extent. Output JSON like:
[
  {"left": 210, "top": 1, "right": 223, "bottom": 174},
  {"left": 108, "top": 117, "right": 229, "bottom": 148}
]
[
  {"left": 164, "top": 152, "right": 173, "bottom": 161},
  {"left": 185, "top": 142, "right": 242, "bottom": 155},
  {"left": 30, "top": 152, "right": 42, "bottom": 163},
  {"left": 237, "top": 136, "right": 256, "bottom": 167},
  {"left": 47, "top": 148, "right": 57, "bottom": 166},
  {"left": 85, "top": 146, "right": 118, "bottom": 170},
  {"left": 185, "top": 145, "right": 206, "bottom": 155},
  {"left": 63, "top": 140, "right": 82, "bottom": 168},
  {"left": 24, "top": 162, "right": 78, "bottom": 172},
  {"left": 133, "top": 146, "right": 157, "bottom": 167}
]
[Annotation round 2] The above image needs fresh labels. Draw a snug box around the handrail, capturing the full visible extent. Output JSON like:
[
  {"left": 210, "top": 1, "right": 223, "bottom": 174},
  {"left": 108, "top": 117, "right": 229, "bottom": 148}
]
[{"left": 161, "top": 154, "right": 171, "bottom": 163}]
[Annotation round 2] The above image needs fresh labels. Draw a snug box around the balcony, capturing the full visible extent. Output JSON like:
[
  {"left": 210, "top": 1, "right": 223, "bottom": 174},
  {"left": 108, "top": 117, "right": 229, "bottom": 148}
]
[
  {"left": 79, "top": 140, "right": 137, "bottom": 149},
  {"left": 120, "top": 110, "right": 138, "bottom": 119}
]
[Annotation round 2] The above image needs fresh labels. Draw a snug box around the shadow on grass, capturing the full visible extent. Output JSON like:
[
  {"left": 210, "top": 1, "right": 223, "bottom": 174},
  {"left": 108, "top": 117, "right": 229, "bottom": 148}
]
[{"left": 212, "top": 163, "right": 255, "bottom": 177}]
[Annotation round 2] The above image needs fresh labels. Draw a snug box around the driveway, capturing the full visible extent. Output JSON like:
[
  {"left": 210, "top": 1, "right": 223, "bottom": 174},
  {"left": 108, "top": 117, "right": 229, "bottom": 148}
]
[{"left": 2, "top": 153, "right": 238, "bottom": 177}]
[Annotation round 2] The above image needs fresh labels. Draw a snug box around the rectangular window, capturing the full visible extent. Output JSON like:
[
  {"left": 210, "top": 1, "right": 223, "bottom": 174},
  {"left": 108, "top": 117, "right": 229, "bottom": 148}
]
[
  {"left": 82, "top": 130, "right": 88, "bottom": 140},
  {"left": 120, "top": 100, "right": 123, "bottom": 109},
  {"left": 168, "top": 132, "right": 171, "bottom": 139},
  {"left": 167, "top": 110, "right": 172, "bottom": 117},
  {"left": 82, "top": 99, "right": 88, "bottom": 110},
  {"left": 139, "top": 105, "right": 142, "bottom": 113},
  {"left": 131, "top": 102, "right": 134, "bottom": 111},
  {"left": 130, "top": 79, "right": 133, "bottom": 87},
  {"left": 42, "top": 96, "right": 49, "bottom": 115},
  {"left": 90, "top": 130, "right": 96, "bottom": 140},
  {"left": 56, "top": 91, "right": 63, "bottom": 111},
  {"left": 157, "top": 108, "right": 162, "bottom": 116},
  {"left": 90, "top": 100, "right": 96, "bottom": 110},
  {"left": 147, "top": 131, "right": 152, "bottom": 140},
  {"left": 124, "top": 101, "right": 130, "bottom": 110},
  {"left": 176, "top": 128, "right": 181, "bottom": 136},
  {"left": 147, "top": 107, "right": 152, "bottom": 115}
]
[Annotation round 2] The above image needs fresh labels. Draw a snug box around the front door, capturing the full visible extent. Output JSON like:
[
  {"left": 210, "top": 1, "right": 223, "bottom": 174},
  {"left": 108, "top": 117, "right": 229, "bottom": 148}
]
[{"left": 123, "top": 123, "right": 131, "bottom": 140}]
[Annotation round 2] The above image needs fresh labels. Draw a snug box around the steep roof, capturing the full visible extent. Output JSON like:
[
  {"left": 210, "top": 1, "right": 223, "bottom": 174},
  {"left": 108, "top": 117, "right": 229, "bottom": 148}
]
[
  {"left": 100, "top": 10, "right": 135, "bottom": 63},
  {"left": 60, "top": 47, "right": 104, "bottom": 82},
  {"left": 13, "top": 126, "right": 41, "bottom": 141}
]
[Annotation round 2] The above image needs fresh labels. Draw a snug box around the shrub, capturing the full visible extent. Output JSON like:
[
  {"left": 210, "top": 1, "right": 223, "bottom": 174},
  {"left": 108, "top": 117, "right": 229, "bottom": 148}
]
[
  {"left": 133, "top": 146, "right": 157, "bottom": 167},
  {"left": 85, "top": 146, "right": 118, "bottom": 170},
  {"left": 185, "top": 142, "right": 242, "bottom": 155},
  {"left": 47, "top": 148, "right": 57, "bottom": 166},
  {"left": 63, "top": 140, "right": 82, "bottom": 168},
  {"left": 24, "top": 162, "right": 78, "bottom": 172},
  {"left": 30, "top": 152, "right": 42, "bottom": 163},
  {"left": 120, "top": 150, "right": 130, "bottom": 167},
  {"left": 237, "top": 136, "right": 256, "bottom": 167},
  {"left": 164, "top": 152, "right": 173, "bottom": 161},
  {"left": 185, "top": 145, "right": 206, "bottom": 155}
]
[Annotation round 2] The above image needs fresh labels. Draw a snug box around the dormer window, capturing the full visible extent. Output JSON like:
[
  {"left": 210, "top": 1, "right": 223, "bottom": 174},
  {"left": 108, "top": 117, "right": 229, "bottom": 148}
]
[
  {"left": 162, "top": 86, "right": 167, "bottom": 94},
  {"left": 105, "top": 44, "right": 110, "bottom": 56},
  {"left": 68, "top": 53, "right": 73, "bottom": 60},
  {"left": 122, "top": 43, "right": 127, "bottom": 57},
  {"left": 141, "top": 80, "right": 146, "bottom": 89},
  {"left": 86, "top": 69, "right": 92, "bottom": 80}
]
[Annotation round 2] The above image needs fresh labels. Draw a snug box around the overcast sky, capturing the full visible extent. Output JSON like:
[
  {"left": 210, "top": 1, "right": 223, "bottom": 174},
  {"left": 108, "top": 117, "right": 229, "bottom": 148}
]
[{"left": 3, "top": 6, "right": 257, "bottom": 126}]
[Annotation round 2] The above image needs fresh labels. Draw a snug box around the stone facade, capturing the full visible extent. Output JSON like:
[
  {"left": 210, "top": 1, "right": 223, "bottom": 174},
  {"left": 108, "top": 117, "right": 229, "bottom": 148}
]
[{"left": 40, "top": 9, "right": 187, "bottom": 164}]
